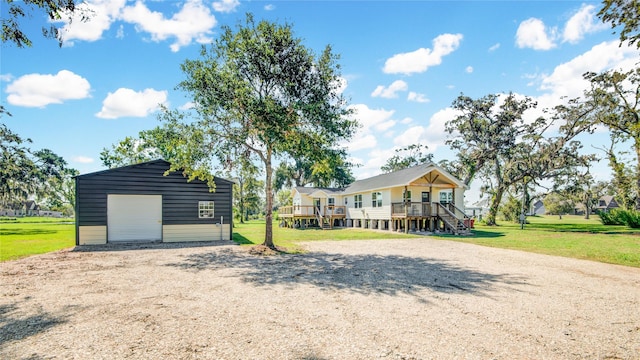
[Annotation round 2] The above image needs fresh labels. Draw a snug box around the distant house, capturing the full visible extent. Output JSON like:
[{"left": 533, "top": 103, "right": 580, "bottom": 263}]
[
  {"left": 531, "top": 200, "right": 545, "bottom": 216},
  {"left": 595, "top": 195, "right": 619, "bottom": 212},
  {"left": 75, "top": 160, "right": 233, "bottom": 245},
  {"left": 279, "top": 163, "right": 471, "bottom": 234}
]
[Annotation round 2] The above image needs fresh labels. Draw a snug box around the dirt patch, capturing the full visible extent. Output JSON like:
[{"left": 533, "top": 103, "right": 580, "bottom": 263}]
[{"left": 1, "top": 238, "right": 639, "bottom": 359}]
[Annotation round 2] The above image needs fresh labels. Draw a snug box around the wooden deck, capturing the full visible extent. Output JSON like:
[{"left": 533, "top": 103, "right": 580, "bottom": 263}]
[{"left": 279, "top": 205, "right": 346, "bottom": 230}]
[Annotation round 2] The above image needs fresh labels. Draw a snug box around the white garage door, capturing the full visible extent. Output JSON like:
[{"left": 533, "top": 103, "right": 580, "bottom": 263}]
[{"left": 107, "top": 195, "right": 162, "bottom": 242}]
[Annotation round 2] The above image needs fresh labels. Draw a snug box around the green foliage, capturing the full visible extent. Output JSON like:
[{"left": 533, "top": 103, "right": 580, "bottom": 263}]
[
  {"left": 381, "top": 144, "right": 433, "bottom": 173},
  {"left": 0, "top": 124, "right": 73, "bottom": 208},
  {"left": 165, "top": 14, "right": 357, "bottom": 247},
  {"left": 499, "top": 195, "right": 522, "bottom": 222},
  {"left": 446, "top": 93, "right": 592, "bottom": 226},
  {"left": 599, "top": 209, "right": 640, "bottom": 228},
  {"left": 1, "top": 0, "right": 91, "bottom": 48},
  {"left": 560, "top": 67, "right": 640, "bottom": 210},
  {"left": 544, "top": 192, "right": 575, "bottom": 218},
  {"left": 598, "top": 0, "right": 640, "bottom": 48}
]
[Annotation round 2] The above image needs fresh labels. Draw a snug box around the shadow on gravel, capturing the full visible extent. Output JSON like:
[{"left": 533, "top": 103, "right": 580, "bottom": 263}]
[
  {"left": 0, "top": 302, "right": 69, "bottom": 346},
  {"left": 165, "top": 248, "right": 528, "bottom": 298}
]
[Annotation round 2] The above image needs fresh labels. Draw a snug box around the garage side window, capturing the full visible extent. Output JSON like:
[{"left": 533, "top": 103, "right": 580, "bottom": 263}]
[{"left": 198, "top": 201, "right": 215, "bottom": 218}]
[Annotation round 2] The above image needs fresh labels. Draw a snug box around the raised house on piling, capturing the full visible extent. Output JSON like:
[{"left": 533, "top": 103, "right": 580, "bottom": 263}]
[{"left": 279, "top": 162, "right": 471, "bottom": 234}]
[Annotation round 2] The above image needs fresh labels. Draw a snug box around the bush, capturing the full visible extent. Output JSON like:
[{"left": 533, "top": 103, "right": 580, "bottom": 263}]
[{"left": 598, "top": 209, "right": 640, "bottom": 228}]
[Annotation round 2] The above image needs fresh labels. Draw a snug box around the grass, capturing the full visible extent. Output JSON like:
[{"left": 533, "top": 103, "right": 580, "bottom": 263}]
[
  {"left": 442, "top": 215, "right": 640, "bottom": 268},
  {"left": 2, "top": 215, "right": 639, "bottom": 268},
  {"left": 0, "top": 217, "right": 75, "bottom": 262},
  {"left": 233, "top": 220, "right": 422, "bottom": 253}
]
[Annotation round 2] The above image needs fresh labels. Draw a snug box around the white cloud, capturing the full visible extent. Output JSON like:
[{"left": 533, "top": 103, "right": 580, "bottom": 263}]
[
  {"left": 212, "top": 0, "right": 240, "bottom": 13},
  {"left": 343, "top": 104, "right": 398, "bottom": 152},
  {"left": 515, "top": 18, "right": 557, "bottom": 50},
  {"left": 72, "top": 156, "right": 94, "bottom": 163},
  {"left": 116, "top": 24, "right": 124, "bottom": 39},
  {"left": 58, "top": 0, "right": 126, "bottom": 45},
  {"left": 6, "top": 70, "right": 91, "bottom": 108},
  {"left": 179, "top": 101, "right": 195, "bottom": 110},
  {"left": 0, "top": 73, "right": 13, "bottom": 82},
  {"left": 489, "top": 43, "right": 500, "bottom": 52},
  {"left": 264, "top": 4, "right": 275, "bottom": 11},
  {"left": 121, "top": 0, "right": 216, "bottom": 52},
  {"left": 562, "top": 4, "right": 607, "bottom": 44},
  {"left": 465, "top": 66, "right": 474, "bottom": 73},
  {"left": 96, "top": 88, "right": 168, "bottom": 119},
  {"left": 383, "top": 33, "right": 463, "bottom": 75},
  {"left": 400, "top": 117, "right": 413, "bottom": 124},
  {"left": 407, "top": 92, "right": 429, "bottom": 103},
  {"left": 371, "top": 80, "right": 408, "bottom": 98},
  {"left": 539, "top": 40, "right": 638, "bottom": 101},
  {"left": 334, "top": 77, "right": 348, "bottom": 95},
  {"left": 393, "top": 107, "right": 459, "bottom": 151}
]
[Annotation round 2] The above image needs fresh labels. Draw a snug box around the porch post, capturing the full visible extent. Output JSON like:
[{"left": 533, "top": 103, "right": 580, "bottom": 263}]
[{"left": 404, "top": 185, "right": 409, "bottom": 233}]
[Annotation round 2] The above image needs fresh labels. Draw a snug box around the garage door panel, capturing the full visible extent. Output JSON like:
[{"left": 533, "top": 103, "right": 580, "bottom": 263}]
[{"left": 108, "top": 195, "right": 162, "bottom": 242}]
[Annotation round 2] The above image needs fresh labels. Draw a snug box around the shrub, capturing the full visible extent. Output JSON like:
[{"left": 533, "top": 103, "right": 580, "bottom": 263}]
[{"left": 598, "top": 209, "right": 640, "bottom": 228}]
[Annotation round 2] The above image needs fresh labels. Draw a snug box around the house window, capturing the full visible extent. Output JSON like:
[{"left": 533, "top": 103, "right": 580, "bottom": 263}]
[
  {"left": 403, "top": 190, "right": 412, "bottom": 202},
  {"left": 422, "top": 192, "right": 430, "bottom": 203},
  {"left": 354, "top": 194, "right": 362, "bottom": 208},
  {"left": 198, "top": 201, "right": 215, "bottom": 218},
  {"left": 372, "top": 192, "right": 382, "bottom": 207},
  {"left": 328, "top": 198, "right": 335, "bottom": 206},
  {"left": 439, "top": 191, "right": 453, "bottom": 204}
]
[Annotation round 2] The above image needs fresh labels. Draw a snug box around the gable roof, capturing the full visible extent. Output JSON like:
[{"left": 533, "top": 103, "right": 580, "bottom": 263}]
[
  {"left": 341, "top": 162, "right": 466, "bottom": 195},
  {"left": 75, "top": 159, "right": 234, "bottom": 185}
]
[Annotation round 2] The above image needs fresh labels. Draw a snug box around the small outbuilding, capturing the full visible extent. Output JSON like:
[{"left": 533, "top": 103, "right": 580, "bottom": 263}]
[{"left": 75, "top": 160, "right": 233, "bottom": 245}]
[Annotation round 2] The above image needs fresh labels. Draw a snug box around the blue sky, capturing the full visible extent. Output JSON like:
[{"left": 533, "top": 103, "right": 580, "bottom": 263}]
[{"left": 1, "top": 0, "right": 638, "bottom": 204}]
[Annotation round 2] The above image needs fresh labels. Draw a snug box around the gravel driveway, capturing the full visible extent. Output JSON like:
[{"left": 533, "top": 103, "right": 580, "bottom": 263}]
[{"left": 1, "top": 238, "right": 639, "bottom": 359}]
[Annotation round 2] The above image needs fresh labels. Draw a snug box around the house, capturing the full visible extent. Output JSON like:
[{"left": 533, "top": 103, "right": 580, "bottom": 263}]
[
  {"left": 531, "top": 200, "right": 545, "bottom": 215},
  {"left": 75, "top": 160, "right": 233, "bottom": 245},
  {"left": 279, "top": 163, "right": 471, "bottom": 234},
  {"left": 595, "top": 195, "right": 619, "bottom": 212}
]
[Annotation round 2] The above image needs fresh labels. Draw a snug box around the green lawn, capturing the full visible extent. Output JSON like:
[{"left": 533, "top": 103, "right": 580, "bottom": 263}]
[
  {"left": 2, "top": 215, "right": 639, "bottom": 268},
  {"left": 442, "top": 215, "right": 640, "bottom": 267},
  {"left": 0, "top": 217, "right": 75, "bottom": 261}
]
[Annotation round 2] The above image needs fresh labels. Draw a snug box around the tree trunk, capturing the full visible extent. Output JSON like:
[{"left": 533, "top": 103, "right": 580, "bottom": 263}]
[
  {"left": 263, "top": 148, "right": 275, "bottom": 249},
  {"left": 485, "top": 188, "right": 504, "bottom": 226},
  {"left": 636, "top": 141, "right": 640, "bottom": 211}
]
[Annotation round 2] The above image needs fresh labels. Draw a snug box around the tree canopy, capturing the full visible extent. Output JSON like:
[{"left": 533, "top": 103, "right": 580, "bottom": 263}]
[
  {"left": 381, "top": 144, "right": 433, "bottom": 173},
  {"left": 446, "top": 93, "right": 593, "bottom": 225},
  {"left": 598, "top": 0, "right": 640, "bottom": 48},
  {"left": 1, "top": 0, "right": 90, "bottom": 48},
  {"left": 161, "top": 14, "right": 357, "bottom": 248}
]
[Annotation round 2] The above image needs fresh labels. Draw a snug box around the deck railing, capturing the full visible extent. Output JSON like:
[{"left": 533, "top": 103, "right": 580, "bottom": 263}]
[
  {"left": 391, "top": 202, "right": 442, "bottom": 216},
  {"left": 279, "top": 205, "right": 346, "bottom": 217}
]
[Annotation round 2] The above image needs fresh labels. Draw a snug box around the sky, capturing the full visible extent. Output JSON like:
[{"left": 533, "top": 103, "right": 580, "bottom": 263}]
[{"left": 1, "top": 0, "right": 638, "bottom": 205}]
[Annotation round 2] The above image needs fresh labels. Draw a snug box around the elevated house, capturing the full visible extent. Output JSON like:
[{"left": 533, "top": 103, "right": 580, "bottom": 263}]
[{"left": 279, "top": 163, "right": 471, "bottom": 234}]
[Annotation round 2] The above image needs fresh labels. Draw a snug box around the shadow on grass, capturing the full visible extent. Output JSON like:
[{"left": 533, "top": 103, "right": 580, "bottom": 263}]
[
  {"left": 165, "top": 248, "right": 528, "bottom": 298},
  {"left": 0, "top": 229, "right": 57, "bottom": 236},
  {"left": 232, "top": 233, "right": 255, "bottom": 245}
]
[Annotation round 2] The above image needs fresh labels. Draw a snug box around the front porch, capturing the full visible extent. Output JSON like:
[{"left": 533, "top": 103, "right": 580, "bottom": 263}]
[
  {"left": 279, "top": 205, "right": 347, "bottom": 230},
  {"left": 390, "top": 201, "right": 472, "bottom": 235}
]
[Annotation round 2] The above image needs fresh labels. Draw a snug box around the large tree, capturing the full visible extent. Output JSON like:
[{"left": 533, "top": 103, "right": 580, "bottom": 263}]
[
  {"left": 559, "top": 67, "right": 640, "bottom": 209},
  {"left": 446, "top": 93, "right": 593, "bottom": 225},
  {"left": 0, "top": 124, "right": 70, "bottom": 207},
  {"left": 1, "top": 0, "right": 90, "bottom": 48},
  {"left": 598, "top": 0, "right": 640, "bottom": 48},
  {"left": 381, "top": 144, "right": 433, "bottom": 173},
  {"left": 162, "top": 14, "right": 357, "bottom": 248},
  {"left": 274, "top": 148, "right": 355, "bottom": 190}
]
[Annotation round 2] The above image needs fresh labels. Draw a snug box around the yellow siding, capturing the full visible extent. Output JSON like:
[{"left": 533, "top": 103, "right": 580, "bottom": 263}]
[
  {"left": 78, "top": 226, "right": 107, "bottom": 245},
  {"left": 162, "top": 224, "right": 231, "bottom": 242}
]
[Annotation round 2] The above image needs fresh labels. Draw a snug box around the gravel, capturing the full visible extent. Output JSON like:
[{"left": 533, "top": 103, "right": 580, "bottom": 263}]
[{"left": 1, "top": 238, "right": 639, "bottom": 359}]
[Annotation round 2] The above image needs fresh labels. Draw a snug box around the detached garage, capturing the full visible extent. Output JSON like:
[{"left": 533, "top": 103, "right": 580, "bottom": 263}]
[{"left": 75, "top": 160, "right": 233, "bottom": 245}]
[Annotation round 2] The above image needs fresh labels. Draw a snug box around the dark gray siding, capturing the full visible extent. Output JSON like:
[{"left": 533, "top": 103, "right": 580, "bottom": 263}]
[{"left": 76, "top": 160, "right": 233, "bottom": 227}]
